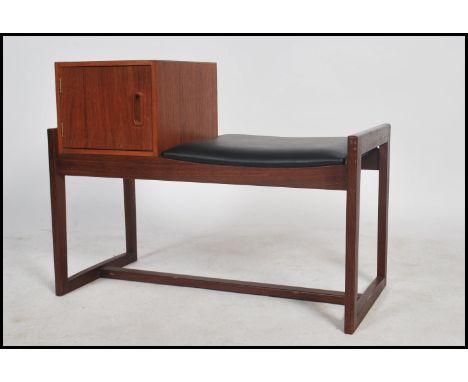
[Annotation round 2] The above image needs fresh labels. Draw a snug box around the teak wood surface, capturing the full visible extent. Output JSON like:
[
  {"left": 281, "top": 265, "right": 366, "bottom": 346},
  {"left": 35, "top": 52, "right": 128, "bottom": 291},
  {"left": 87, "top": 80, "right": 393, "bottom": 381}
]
[
  {"left": 55, "top": 60, "right": 218, "bottom": 157},
  {"left": 48, "top": 124, "right": 390, "bottom": 334}
]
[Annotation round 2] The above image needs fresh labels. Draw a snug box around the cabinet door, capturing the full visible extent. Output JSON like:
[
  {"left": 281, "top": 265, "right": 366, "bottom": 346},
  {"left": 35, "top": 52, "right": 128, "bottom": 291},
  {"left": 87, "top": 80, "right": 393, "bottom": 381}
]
[{"left": 61, "top": 65, "right": 153, "bottom": 151}]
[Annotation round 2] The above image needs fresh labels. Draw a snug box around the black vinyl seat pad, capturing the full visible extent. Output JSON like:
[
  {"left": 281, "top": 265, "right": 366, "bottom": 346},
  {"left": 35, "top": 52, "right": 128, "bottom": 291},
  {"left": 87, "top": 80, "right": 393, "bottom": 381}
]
[{"left": 161, "top": 134, "right": 348, "bottom": 168}]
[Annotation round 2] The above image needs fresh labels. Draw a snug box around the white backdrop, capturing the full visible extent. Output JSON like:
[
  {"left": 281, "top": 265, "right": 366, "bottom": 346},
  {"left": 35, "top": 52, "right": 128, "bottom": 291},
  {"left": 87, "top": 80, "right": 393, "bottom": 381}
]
[
  {"left": 3, "top": 36, "right": 465, "bottom": 237},
  {"left": 3, "top": 36, "right": 465, "bottom": 345}
]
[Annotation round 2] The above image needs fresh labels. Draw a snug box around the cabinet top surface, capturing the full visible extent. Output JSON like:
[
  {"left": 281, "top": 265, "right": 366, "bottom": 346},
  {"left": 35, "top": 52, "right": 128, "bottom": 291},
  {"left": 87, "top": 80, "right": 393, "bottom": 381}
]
[{"left": 55, "top": 60, "right": 217, "bottom": 67}]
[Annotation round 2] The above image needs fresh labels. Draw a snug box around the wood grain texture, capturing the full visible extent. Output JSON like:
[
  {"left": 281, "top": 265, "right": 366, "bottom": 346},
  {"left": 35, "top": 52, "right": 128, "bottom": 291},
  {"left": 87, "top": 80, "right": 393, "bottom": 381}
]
[
  {"left": 55, "top": 60, "right": 218, "bottom": 156},
  {"left": 48, "top": 129, "right": 68, "bottom": 296},
  {"left": 344, "top": 125, "right": 391, "bottom": 334},
  {"left": 156, "top": 61, "right": 218, "bottom": 153},
  {"left": 55, "top": 60, "right": 215, "bottom": 67},
  {"left": 123, "top": 179, "right": 137, "bottom": 260},
  {"left": 57, "top": 154, "right": 348, "bottom": 191},
  {"left": 66, "top": 252, "right": 137, "bottom": 294},
  {"left": 59, "top": 65, "right": 153, "bottom": 151},
  {"left": 60, "top": 67, "right": 86, "bottom": 148},
  {"left": 61, "top": 147, "right": 157, "bottom": 156},
  {"left": 100, "top": 266, "right": 347, "bottom": 304},
  {"left": 356, "top": 276, "right": 386, "bottom": 326},
  {"left": 350, "top": 123, "right": 391, "bottom": 155},
  {"left": 377, "top": 142, "right": 390, "bottom": 278},
  {"left": 83, "top": 65, "right": 153, "bottom": 151},
  {"left": 344, "top": 136, "right": 361, "bottom": 334}
]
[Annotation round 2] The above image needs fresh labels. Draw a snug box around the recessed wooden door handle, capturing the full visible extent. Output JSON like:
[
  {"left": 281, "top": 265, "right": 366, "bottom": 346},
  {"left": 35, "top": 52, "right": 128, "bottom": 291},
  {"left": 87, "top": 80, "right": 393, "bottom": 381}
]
[{"left": 133, "top": 92, "right": 144, "bottom": 126}]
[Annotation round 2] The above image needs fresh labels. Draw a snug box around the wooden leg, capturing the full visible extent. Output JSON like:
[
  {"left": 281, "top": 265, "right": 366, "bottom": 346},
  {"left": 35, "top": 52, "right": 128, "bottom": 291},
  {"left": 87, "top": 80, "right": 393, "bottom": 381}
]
[
  {"left": 48, "top": 130, "right": 68, "bottom": 296},
  {"left": 123, "top": 179, "right": 137, "bottom": 262},
  {"left": 48, "top": 130, "right": 137, "bottom": 295},
  {"left": 345, "top": 140, "right": 390, "bottom": 334},
  {"left": 347, "top": 141, "right": 390, "bottom": 330},
  {"left": 377, "top": 142, "right": 390, "bottom": 279},
  {"left": 345, "top": 137, "right": 361, "bottom": 334}
]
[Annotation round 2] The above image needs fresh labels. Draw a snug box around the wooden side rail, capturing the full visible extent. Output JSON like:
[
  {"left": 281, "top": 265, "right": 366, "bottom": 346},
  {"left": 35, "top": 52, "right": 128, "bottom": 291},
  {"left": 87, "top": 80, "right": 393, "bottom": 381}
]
[
  {"left": 100, "top": 266, "right": 349, "bottom": 305},
  {"left": 350, "top": 123, "right": 391, "bottom": 155},
  {"left": 56, "top": 152, "right": 348, "bottom": 190},
  {"left": 356, "top": 276, "right": 387, "bottom": 327}
]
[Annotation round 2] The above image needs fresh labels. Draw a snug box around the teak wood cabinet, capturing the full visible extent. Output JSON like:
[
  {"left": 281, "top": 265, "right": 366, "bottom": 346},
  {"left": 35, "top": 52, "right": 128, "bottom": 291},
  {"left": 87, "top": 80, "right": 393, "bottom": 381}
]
[{"left": 55, "top": 60, "right": 218, "bottom": 156}]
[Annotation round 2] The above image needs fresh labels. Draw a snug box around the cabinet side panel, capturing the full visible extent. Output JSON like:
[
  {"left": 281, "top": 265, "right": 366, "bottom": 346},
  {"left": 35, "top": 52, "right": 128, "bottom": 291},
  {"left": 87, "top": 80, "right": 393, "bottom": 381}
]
[
  {"left": 155, "top": 62, "right": 181, "bottom": 152},
  {"left": 156, "top": 62, "right": 218, "bottom": 152},
  {"left": 180, "top": 62, "right": 218, "bottom": 143}
]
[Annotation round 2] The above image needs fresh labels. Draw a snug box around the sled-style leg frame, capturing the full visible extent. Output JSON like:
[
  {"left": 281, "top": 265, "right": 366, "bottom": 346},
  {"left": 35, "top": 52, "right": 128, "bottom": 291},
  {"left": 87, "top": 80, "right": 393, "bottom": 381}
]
[{"left": 48, "top": 124, "right": 390, "bottom": 334}]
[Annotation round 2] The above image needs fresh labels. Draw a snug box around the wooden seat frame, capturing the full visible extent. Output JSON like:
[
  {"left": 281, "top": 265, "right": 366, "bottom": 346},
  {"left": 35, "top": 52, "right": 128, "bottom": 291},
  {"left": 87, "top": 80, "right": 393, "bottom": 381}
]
[{"left": 48, "top": 124, "right": 390, "bottom": 334}]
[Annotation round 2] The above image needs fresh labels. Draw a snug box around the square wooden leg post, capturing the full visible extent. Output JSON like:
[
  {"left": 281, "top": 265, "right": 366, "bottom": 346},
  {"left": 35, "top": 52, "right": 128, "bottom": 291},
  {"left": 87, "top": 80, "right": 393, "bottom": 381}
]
[
  {"left": 123, "top": 178, "right": 137, "bottom": 262},
  {"left": 345, "top": 139, "right": 390, "bottom": 334},
  {"left": 345, "top": 137, "right": 361, "bottom": 334},
  {"left": 377, "top": 142, "right": 390, "bottom": 279},
  {"left": 48, "top": 130, "right": 69, "bottom": 296}
]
